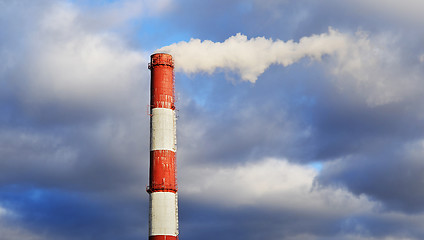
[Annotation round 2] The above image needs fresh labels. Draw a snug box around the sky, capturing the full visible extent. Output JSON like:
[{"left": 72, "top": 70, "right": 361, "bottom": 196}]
[{"left": 1, "top": 0, "right": 424, "bottom": 239}]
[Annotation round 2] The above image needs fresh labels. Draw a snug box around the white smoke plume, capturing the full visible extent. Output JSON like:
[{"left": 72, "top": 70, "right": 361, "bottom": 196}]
[{"left": 157, "top": 28, "right": 350, "bottom": 82}]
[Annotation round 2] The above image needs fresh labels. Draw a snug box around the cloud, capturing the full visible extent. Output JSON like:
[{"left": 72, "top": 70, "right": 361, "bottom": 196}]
[
  {"left": 160, "top": 27, "right": 424, "bottom": 108},
  {"left": 2, "top": 0, "right": 424, "bottom": 239},
  {"left": 341, "top": 0, "right": 424, "bottom": 25},
  {"left": 0, "top": 0, "right": 153, "bottom": 187},
  {"left": 177, "top": 157, "right": 424, "bottom": 240},
  {"left": 325, "top": 31, "right": 424, "bottom": 106},
  {"left": 74, "top": 0, "right": 173, "bottom": 31},
  {"left": 317, "top": 139, "right": 424, "bottom": 213},
  {"left": 158, "top": 1, "right": 424, "bottom": 239},
  {"left": 0, "top": 204, "right": 44, "bottom": 240},
  {"left": 0, "top": 186, "right": 149, "bottom": 240},
  {"left": 0, "top": 1, "right": 158, "bottom": 239},
  {"left": 180, "top": 157, "right": 373, "bottom": 213},
  {"left": 9, "top": 2, "right": 147, "bottom": 114}
]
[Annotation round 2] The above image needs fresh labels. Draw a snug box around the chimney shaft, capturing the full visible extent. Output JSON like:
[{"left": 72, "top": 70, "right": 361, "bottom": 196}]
[{"left": 148, "top": 53, "right": 179, "bottom": 240}]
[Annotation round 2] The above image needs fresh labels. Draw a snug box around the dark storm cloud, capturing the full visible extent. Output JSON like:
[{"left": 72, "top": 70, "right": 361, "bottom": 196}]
[
  {"left": 178, "top": 199, "right": 342, "bottom": 240},
  {"left": 0, "top": 0, "right": 151, "bottom": 186},
  {"left": 0, "top": 185, "right": 148, "bottom": 240},
  {"left": 164, "top": 0, "right": 424, "bottom": 239},
  {"left": 2, "top": 0, "right": 424, "bottom": 240},
  {"left": 0, "top": 1, "right": 156, "bottom": 239},
  {"left": 179, "top": 198, "right": 424, "bottom": 240},
  {"left": 175, "top": 68, "right": 313, "bottom": 166},
  {"left": 317, "top": 142, "right": 424, "bottom": 213},
  {"left": 303, "top": 91, "right": 424, "bottom": 160},
  {"left": 172, "top": 24, "right": 424, "bottom": 238}
]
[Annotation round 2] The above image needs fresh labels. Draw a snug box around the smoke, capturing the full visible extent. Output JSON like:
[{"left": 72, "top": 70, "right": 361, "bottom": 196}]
[{"left": 157, "top": 28, "right": 350, "bottom": 82}]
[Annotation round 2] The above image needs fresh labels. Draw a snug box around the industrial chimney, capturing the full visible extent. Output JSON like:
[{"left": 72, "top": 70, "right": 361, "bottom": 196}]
[{"left": 147, "top": 53, "right": 179, "bottom": 240}]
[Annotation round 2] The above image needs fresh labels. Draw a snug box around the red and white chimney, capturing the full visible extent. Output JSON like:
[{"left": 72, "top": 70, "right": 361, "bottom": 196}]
[{"left": 147, "top": 53, "right": 179, "bottom": 240}]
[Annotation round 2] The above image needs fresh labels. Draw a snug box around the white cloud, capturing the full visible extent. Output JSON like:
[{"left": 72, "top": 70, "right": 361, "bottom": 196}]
[
  {"left": 0, "top": 0, "right": 174, "bottom": 113},
  {"left": 327, "top": 30, "right": 423, "bottom": 106},
  {"left": 15, "top": 2, "right": 147, "bottom": 110},
  {"left": 180, "top": 158, "right": 373, "bottom": 216},
  {"left": 0, "top": 0, "right": 156, "bottom": 194}
]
